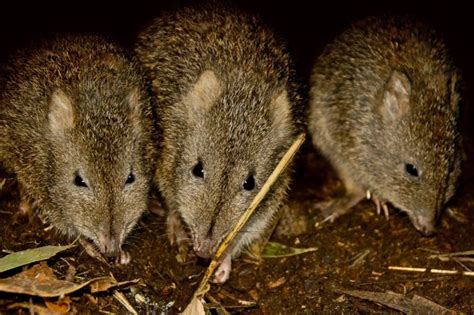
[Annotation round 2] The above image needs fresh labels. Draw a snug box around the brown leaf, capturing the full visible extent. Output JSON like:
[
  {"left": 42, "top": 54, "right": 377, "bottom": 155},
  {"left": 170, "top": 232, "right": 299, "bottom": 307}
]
[
  {"left": 249, "top": 289, "right": 259, "bottom": 301},
  {"left": 267, "top": 277, "right": 286, "bottom": 289},
  {"left": 340, "top": 289, "right": 457, "bottom": 314},
  {"left": 182, "top": 296, "right": 206, "bottom": 315},
  {"left": 44, "top": 296, "right": 71, "bottom": 313},
  {"left": 0, "top": 263, "right": 108, "bottom": 297},
  {"left": 89, "top": 278, "right": 140, "bottom": 293},
  {"left": 85, "top": 294, "right": 98, "bottom": 305},
  {"left": 89, "top": 278, "right": 117, "bottom": 293}
]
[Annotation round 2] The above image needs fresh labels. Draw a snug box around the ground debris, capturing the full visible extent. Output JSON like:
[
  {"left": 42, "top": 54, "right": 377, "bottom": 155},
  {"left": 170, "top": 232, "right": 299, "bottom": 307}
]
[
  {"left": 429, "top": 250, "right": 474, "bottom": 263},
  {"left": 261, "top": 241, "right": 317, "bottom": 258},
  {"left": 0, "top": 262, "right": 137, "bottom": 297},
  {"left": 340, "top": 289, "right": 457, "bottom": 314}
]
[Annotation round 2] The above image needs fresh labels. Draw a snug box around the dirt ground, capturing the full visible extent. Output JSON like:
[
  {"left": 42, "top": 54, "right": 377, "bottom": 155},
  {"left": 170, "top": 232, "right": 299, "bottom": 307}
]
[
  {"left": 1, "top": 1, "right": 473, "bottom": 314},
  {"left": 1, "top": 137, "right": 473, "bottom": 314}
]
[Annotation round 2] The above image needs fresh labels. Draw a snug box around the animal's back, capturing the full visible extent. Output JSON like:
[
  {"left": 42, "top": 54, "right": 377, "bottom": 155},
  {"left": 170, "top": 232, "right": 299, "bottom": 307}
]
[
  {"left": 1, "top": 35, "right": 156, "bottom": 260},
  {"left": 136, "top": 6, "right": 293, "bottom": 114},
  {"left": 1, "top": 36, "right": 133, "bottom": 169},
  {"left": 310, "top": 16, "right": 456, "bottom": 170},
  {"left": 308, "top": 16, "right": 460, "bottom": 234},
  {"left": 136, "top": 5, "right": 300, "bottom": 202},
  {"left": 136, "top": 5, "right": 301, "bottom": 282}
]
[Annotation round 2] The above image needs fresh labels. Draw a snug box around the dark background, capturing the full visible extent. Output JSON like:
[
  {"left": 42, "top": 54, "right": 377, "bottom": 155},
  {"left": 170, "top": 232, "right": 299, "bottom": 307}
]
[
  {"left": 0, "top": 0, "right": 472, "bottom": 89},
  {"left": 0, "top": 2, "right": 472, "bottom": 312}
]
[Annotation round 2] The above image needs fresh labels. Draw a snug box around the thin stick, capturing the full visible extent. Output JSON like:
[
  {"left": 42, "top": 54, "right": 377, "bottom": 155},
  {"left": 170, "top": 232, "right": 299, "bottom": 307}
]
[
  {"left": 109, "top": 272, "right": 138, "bottom": 315},
  {"left": 388, "top": 266, "right": 474, "bottom": 276},
  {"left": 194, "top": 133, "right": 306, "bottom": 298},
  {"left": 113, "top": 291, "right": 138, "bottom": 315},
  {"left": 206, "top": 294, "right": 231, "bottom": 315}
]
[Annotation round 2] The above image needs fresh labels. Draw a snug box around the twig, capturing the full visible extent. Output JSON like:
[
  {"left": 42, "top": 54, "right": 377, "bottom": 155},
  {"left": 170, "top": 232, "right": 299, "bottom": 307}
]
[
  {"left": 193, "top": 133, "right": 306, "bottom": 298},
  {"left": 109, "top": 272, "right": 138, "bottom": 315},
  {"left": 429, "top": 250, "right": 474, "bottom": 263},
  {"left": 388, "top": 266, "right": 474, "bottom": 276},
  {"left": 206, "top": 294, "right": 231, "bottom": 315},
  {"left": 358, "top": 276, "right": 453, "bottom": 286},
  {"left": 113, "top": 291, "right": 138, "bottom": 315},
  {"left": 348, "top": 249, "right": 370, "bottom": 268}
]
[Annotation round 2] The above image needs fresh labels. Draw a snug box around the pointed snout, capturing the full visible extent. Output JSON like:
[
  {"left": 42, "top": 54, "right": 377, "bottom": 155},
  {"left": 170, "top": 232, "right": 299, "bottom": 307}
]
[
  {"left": 194, "top": 237, "right": 216, "bottom": 258},
  {"left": 408, "top": 212, "right": 436, "bottom": 236},
  {"left": 97, "top": 232, "right": 122, "bottom": 256}
]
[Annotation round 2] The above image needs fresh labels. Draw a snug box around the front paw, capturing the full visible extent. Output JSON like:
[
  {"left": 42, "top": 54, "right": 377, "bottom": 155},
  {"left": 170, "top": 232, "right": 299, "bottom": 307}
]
[
  {"left": 116, "top": 250, "right": 131, "bottom": 265},
  {"left": 166, "top": 210, "right": 189, "bottom": 246},
  {"left": 211, "top": 255, "right": 232, "bottom": 284},
  {"left": 315, "top": 191, "right": 364, "bottom": 223},
  {"left": 371, "top": 196, "right": 390, "bottom": 219},
  {"left": 166, "top": 210, "right": 192, "bottom": 261}
]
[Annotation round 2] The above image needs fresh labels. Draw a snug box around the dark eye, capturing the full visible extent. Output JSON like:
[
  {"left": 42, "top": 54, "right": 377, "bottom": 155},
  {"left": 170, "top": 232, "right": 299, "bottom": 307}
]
[
  {"left": 126, "top": 173, "right": 135, "bottom": 184},
  {"left": 405, "top": 163, "right": 419, "bottom": 178},
  {"left": 74, "top": 174, "right": 87, "bottom": 187},
  {"left": 243, "top": 175, "right": 255, "bottom": 191},
  {"left": 192, "top": 162, "right": 204, "bottom": 178}
]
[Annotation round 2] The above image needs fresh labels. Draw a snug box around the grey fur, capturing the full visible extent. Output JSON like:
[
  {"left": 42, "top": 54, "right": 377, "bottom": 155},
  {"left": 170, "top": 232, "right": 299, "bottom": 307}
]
[
  {"left": 309, "top": 17, "right": 462, "bottom": 235},
  {"left": 0, "top": 35, "right": 155, "bottom": 259},
  {"left": 135, "top": 6, "right": 300, "bottom": 281}
]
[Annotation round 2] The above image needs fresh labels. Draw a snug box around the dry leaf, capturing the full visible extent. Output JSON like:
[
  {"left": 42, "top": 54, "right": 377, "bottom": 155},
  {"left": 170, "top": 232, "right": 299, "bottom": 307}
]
[
  {"left": 0, "top": 263, "right": 129, "bottom": 297},
  {"left": 182, "top": 296, "right": 206, "bottom": 315},
  {"left": 45, "top": 296, "right": 72, "bottom": 313},
  {"left": 267, "top": 277, "right": 286, "bottom": 289},
  {"left": 249, "top": 289, "right": 259, "bottom": 301},
  {"left": 89, "top": 278, "right": 139, "bottom": 293},
  {"left": 340, "top": 289, "right": 457, "bottom": 314}
]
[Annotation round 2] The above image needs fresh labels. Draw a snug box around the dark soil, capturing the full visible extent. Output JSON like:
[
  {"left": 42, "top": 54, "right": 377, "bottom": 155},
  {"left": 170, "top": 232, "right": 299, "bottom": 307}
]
[
  {"left": 1, "top": 139, "right": 473, "bottom": 314},
  {"left": 1, "top": 1, "right": 473, "bottom": 314}
]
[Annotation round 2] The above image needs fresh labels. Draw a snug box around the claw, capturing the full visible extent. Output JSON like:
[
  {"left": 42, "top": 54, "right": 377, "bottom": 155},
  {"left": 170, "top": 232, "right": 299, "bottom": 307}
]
[
  {"left": 372, "top": 198, "right": 390, "bottom": 220},
  {"left": 382, "top": 203, "right": 390, "bottom": 219}
]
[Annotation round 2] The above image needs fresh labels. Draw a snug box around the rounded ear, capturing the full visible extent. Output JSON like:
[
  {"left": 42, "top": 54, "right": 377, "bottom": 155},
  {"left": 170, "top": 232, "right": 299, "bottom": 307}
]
[
  {"left": 448, "top": 71, "right": 461, "bottom": 112},
  {"left": 272, "top": 89, "right": 291, "bottom": 127},
  {"left": 381, "top": 70, "right": 411, "bottom": 121},
  {"left": 181, "top": 70, "right": 222, "bottom": 114},
  {"left": 271, "top": 89, "right": 292, "bottom": 139},
  {"left": 49, "top": 89, "right": 74, "bottom": 134},
  {"left": 127, "top": 87, "right": 142, "bottom": 125}
]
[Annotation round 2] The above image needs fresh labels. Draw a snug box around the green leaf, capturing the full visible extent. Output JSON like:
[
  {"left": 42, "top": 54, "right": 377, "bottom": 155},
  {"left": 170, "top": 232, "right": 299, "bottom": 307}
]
[
  {"left": 261, "top": 241, "right": 317, "bottom": 258},
  {"left": 0, "top": 245, "right": 73, "bottom": 274}
]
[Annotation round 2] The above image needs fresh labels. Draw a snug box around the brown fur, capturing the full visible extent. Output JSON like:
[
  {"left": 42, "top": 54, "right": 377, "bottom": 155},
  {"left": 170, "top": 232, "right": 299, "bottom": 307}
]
[
  {"left": 309, "top": 17, "right": 462, "bottom": 234},
  {"left": 135, "top": 5, "right": 301, "bottom": 281},
  {"left": 0, "top": 35, "right": 156, "bottom": 258}
]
